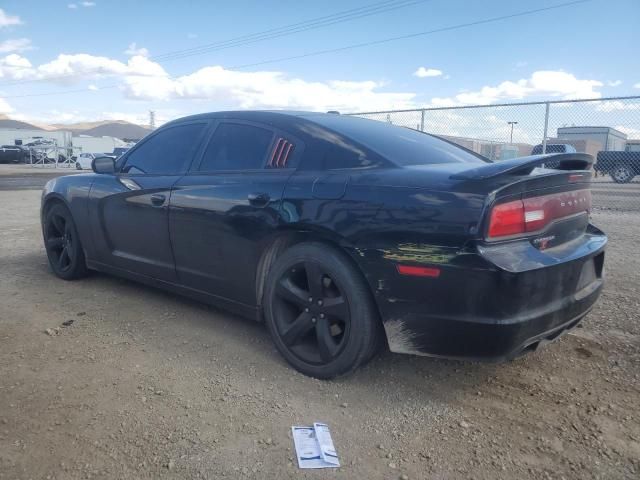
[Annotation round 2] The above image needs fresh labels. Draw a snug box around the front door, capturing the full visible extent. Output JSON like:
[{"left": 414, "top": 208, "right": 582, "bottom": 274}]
[{"left": 89, "top": 121, "right": 210, "bottom": 281}]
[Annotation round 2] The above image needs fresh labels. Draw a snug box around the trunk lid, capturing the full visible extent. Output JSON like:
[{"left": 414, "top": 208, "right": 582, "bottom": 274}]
[{"left": 469, "top": 153, "right": 594, "bottom": 251}]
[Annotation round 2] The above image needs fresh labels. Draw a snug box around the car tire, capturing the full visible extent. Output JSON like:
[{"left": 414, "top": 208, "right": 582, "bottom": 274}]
[
  {"left": 75, "top": 162, "right": 82, "bottom": 170},
  {"left": 611, "top": 164, "right": 634, "bottom": 184},
  {"left": 43, "top": 203, "right": 88, "bottom": 280},
  {"left": 263, "top": 242, "right": 380, "bottom": 379}
]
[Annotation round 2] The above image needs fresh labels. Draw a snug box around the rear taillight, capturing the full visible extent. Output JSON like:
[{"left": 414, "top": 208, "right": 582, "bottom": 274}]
[
  {"left": 488, "top": 200, "right": 525, "bottom": 238},
  {"left": 487, "top": 189, "right": 591, "bottom": 240}
]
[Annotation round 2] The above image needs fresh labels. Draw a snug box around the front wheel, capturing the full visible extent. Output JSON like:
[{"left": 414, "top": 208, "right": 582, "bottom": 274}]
[
  {"left": 263, "top": 242, "right": 381, "bottom": 379},
  {"left": 611, "top": 164, "right": 634, "bottom": 184},
  {"left": 43, "top": 203, "right": 88, "bottom": 280}
]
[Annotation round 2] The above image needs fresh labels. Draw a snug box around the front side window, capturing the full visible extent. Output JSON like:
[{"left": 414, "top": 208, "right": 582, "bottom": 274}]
[
  {"left": 198, "top": 123, "right": 273, "bottom": 171},
  {"left": 122, "top": 123, "right": 206, "bottom": 174}
]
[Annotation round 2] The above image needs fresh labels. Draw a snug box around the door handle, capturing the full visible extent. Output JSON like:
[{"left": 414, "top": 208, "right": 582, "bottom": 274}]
[
  {"left": 150, "top": 193, "right": 166, "bottom": 206},
  {"left": 248, "top": 192, "right": 270, "bottom": 207}
]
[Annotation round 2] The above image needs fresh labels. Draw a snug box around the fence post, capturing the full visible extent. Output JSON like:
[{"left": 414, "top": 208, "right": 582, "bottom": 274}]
[
  {"left": 420, "top": 109, "right": 425, "bottom": 132},
  {"left": 542, "top": 102, "right": 550, "bottom": 154}
]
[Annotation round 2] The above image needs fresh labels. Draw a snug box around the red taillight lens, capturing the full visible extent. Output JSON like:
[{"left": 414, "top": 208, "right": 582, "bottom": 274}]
[
  {"left": 488, "top": 189, "right": 591, "bottom": 240},
  {"left": 488, "top": 199, "right": 525, "bottom": 238}
]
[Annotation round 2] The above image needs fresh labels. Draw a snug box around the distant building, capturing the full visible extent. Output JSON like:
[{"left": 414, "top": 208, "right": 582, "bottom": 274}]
[
  {"left": 0, "top": 128, "right": 72, "bottom": 148},
  {"left": 72, "top": 135, "right": 127, "bottom": 154},
  {"left": 0, "top": 127, "right": 128, "bottom": 158},
  {"left": 556, "top": 126, "right": 627, "bottom": 151},
  {"left": 500, "top": 145, "right": 520, "bottom": 160},
  {"left": 625, "top": 139, "right": 640, "bottom": 152}
]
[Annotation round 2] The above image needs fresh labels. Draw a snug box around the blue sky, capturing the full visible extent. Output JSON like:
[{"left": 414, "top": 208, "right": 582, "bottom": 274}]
[{"left": 0, "top": 0, "right": 638, "bottom": 127}]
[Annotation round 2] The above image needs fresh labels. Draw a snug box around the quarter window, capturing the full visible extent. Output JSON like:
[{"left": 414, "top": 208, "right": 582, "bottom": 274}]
[
  {"left": 122, "top": 123, "right": 206, "bottom": 175},
  {"left": 199, "top": 123, "right": 273, "bottom": 171}
]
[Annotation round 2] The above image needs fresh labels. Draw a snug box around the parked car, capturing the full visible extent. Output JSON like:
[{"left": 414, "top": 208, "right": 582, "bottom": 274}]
[
  {"left": 0, "top": 145, "right": 27, "bottom": 163},
  {"left": 41, "top": 111, "right": 606, "bottom": 378},
  {"left": 594, "top": 151, "right": 640, "bottom": 183},
  {"left": 76, "top": 153, "right": 115, "bottom": 170}
]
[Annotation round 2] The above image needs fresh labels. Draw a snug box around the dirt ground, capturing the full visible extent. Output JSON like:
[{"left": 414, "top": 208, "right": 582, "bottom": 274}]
[{"left": 1, "top": 186, "right": 639, "bottom": 480}]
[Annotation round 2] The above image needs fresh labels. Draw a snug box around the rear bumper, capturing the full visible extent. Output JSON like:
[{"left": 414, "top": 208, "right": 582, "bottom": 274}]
[
  {"left": 381, "top": 279, "right": 601, "bottom": 361},
  {"left": 359, "top": 227, "right": 606, "bottom": 361}
]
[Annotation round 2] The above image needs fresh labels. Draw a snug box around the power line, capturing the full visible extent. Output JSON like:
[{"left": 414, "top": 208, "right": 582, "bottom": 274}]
[
  {"left": 227, "top": 0, "right": 590, "bottom": 70},
  {"left": 2, "top": 0, "right": 591, "bottom": 100},
  {"left": 153, "top": 0, "right": 427, "bottom": 62},
  {"left": 0, "top": 0, "right": 426, "bottom": 87}
]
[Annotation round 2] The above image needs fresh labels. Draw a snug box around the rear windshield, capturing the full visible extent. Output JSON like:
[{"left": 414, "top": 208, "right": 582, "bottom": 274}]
[{"left": 307, "top": 114, "right": 486, "bottom": 166}]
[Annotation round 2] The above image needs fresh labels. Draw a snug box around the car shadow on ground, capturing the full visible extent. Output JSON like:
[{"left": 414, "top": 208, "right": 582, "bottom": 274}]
[{"left": 12, "top": 251, "right": 516, "bottom": 406}]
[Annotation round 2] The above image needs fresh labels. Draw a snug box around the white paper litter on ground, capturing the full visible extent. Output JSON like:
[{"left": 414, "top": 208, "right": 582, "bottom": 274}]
[
  {"left": 291, "top": 424, "right": 340, "bottom": 469},
  {"left": 313, "top": 422, "right": 340, "bottom": 466}
]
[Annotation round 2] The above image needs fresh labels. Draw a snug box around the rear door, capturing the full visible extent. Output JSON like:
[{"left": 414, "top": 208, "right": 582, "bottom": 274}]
[
  {"left": 88, "top": 121, "right": 210, "bottom": 281},
  {"left": 170, "top": 120, "right": 300, "bottom": 305}
]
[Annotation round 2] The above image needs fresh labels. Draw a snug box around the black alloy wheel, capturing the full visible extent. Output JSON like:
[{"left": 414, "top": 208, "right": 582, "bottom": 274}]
[
  {"left": 273, "top": 260, "right": 350, "bottom": 364},
  {"left": 264, "top": 242, "right": 380, "bottom": 379},
  {"left": 43, "top": 203, "right": 88, "bottom": 280}
]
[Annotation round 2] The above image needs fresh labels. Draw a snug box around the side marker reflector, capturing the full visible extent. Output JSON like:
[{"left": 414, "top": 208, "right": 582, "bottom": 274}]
[{"left": 397, "top": 265, "right": 441, "bottom": 278}]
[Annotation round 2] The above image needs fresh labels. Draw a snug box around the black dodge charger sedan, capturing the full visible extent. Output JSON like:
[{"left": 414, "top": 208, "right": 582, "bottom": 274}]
[{"left": 41, "top": 111, "right": 606, "bottom": 378}]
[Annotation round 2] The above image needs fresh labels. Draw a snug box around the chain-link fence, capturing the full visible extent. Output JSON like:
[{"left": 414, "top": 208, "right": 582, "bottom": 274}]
[{"left": 348, "top": 96, "right": 640, "bottom": 212}]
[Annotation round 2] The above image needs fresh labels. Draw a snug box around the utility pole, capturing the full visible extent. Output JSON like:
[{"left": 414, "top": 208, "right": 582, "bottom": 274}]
[
  {"left": 507, "top": 121, "right": 518, "bottom": 144},
  {"left": 149, "top": 110, "right": 156, "bottom": 130}
]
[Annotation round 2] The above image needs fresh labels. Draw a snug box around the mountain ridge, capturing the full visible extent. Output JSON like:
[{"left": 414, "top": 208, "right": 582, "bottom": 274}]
[{"left": 0, "top": 117, "right": 152, "bottom": 140}]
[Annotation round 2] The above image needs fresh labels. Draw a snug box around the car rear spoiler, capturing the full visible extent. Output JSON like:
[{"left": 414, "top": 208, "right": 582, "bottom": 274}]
[{"left": 450, "top": 153, "right": 593, "bottom": 180}]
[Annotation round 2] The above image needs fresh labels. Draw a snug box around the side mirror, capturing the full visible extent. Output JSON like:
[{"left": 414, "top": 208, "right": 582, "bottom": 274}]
[{"left": 92, "top": 156, "right": 115, "bottom": 174}]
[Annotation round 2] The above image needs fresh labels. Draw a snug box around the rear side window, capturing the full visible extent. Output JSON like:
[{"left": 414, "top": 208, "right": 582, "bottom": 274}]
[
  {"left": 308, "top": 114, "right": 485, "bottom": 166},
  {"left": 122, "top": 123, "right": 206, "bottom": 174},
  {"left": 199, "top": 123, "right": 273, "bottom": 171}
]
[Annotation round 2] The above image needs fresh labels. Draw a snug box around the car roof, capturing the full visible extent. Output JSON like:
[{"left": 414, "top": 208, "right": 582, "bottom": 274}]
[{"left": 165, "top": 110, "right": 343, "bottom": 126}]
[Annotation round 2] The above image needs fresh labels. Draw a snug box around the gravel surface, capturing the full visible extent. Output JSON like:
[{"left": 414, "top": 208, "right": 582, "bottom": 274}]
[{"left": 0, "top": 188, "right": 638, "bottom": 480}]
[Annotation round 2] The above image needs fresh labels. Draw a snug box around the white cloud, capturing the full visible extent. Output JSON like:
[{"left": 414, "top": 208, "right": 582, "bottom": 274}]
[
  {"left": 594, "top": 100, "right": 640, "bottom": 112},
  {"left": 124, "top": 42, "right": 149, "bottom": 57},
  {"left": 121, "top": 66, "right": 416, "bottom": 111},
  {"left": 413, "top": 67, "right": 443, "bottom": 78},
  {"left": 430, "top": 70, "right": 603, "bottom": 106},
  {"left": 0, "top": 97, "right": 13, "bottom": 114},
  {"left": 607, "top": 80, "right": 622, "bottom": 87},
  {"left": 0, "top": 38, "right": 32, "bottom": 54},
  {"left": 88, "top": 84, "right": 98, "bottom": 90},
  {"left": 0, "top": 9, "right": 21, "bottom": 28},
  {"left": 634, "top": 82, "right": 640, "bottom": 89},
  {"left": 0, "top": 54, "right": 35, "bottom": 80},
  {"left": 68, "top": 2, "right": 96, "bottom": 9},
  {"left": 0, "top": 53, "right": 166, "bottom": 84},
  {"left": 0, "top": 51, "right": 416, "bottom": 111},
  {"left": 614, "top": 126, "right": 640, "bottom": 139}
]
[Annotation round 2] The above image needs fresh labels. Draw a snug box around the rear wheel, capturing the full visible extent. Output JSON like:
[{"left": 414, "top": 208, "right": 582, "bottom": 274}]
[
  {"left": 263, "top": 242, "right": 380, "bottom": 379},
  {"left": 611, "top": 164, "right": 634, "bottom": 183},
  {"left": 43, "top": 203, "right": 88, "bottom": 280}
]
